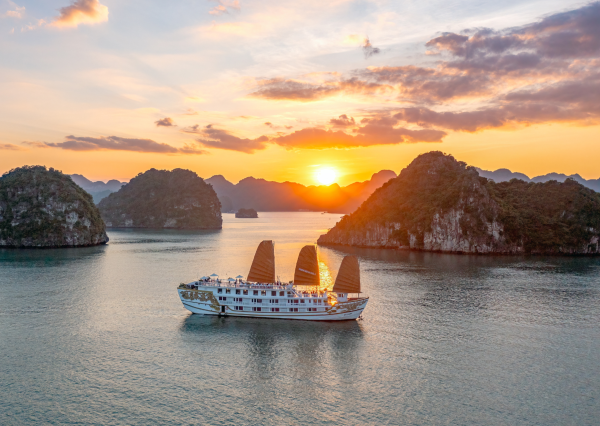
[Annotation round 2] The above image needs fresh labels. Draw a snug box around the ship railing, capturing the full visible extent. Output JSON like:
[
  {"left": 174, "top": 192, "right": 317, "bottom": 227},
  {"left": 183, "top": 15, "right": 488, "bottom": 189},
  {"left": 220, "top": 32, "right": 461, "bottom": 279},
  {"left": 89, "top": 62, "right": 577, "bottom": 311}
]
[{"left": 192, "top": 280, "right": 290, "bottom": 290}]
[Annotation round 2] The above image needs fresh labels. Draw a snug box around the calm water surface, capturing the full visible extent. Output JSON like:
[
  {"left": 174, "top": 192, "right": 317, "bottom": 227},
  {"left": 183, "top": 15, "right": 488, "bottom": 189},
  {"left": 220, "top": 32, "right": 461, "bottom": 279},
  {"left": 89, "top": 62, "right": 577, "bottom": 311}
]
[{"left": 1, "top": 212, "right": 599, "bottom": 425}]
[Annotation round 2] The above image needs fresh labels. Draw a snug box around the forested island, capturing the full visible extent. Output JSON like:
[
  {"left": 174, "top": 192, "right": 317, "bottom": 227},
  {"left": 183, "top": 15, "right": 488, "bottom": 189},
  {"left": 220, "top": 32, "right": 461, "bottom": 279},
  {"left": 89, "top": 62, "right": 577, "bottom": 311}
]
[
  {"left": 318, "top": 152, "right": 600, "bottom": 255},
  {"left": 235, "top": 208, "right": 258, "bottom": 218},
  {"left": 98, "top": 168, "right": 222, "bottom": 229},
  {"left": 0, "top": 166, "right": 108, "bottom": 247}
]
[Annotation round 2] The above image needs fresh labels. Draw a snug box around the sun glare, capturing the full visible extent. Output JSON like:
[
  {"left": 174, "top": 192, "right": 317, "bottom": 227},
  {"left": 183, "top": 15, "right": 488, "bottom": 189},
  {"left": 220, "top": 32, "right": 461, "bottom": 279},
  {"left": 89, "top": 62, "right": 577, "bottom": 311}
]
[{"left": 315, "top": 167, "right": 338, "bottom": 186}]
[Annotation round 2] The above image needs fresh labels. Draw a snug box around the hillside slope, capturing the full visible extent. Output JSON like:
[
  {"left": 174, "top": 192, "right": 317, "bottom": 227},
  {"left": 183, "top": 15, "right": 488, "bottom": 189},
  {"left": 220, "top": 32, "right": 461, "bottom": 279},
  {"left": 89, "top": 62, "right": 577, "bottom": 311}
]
[{"left": 98, "top": 168, "right": 222, "bottom": 229}]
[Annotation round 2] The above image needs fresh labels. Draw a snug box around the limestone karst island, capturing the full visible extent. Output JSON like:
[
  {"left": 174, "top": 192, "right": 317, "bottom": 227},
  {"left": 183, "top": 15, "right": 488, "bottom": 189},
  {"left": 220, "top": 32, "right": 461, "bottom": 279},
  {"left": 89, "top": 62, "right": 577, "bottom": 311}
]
[
  {"left": 0, "top": 166, "right": 108, "bottom": 247},
  {"left": 319, "top": 152, "right": 600, "bottom": 255},
  {"left": 98, "top": 168, "right": 222, "bottom": 230}
]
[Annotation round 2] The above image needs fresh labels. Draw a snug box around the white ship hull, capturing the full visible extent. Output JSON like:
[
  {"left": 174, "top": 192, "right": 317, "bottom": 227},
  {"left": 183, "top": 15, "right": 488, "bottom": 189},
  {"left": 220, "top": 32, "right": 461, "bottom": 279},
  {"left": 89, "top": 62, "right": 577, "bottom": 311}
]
[{"left": 178, "top": 287, "right": 368, "bottom": 321}]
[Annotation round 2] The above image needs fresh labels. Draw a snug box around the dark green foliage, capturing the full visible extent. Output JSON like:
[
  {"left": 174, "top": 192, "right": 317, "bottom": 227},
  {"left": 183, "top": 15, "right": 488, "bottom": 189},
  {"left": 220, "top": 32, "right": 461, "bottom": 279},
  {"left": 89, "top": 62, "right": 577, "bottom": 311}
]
[
  {"left": 98, "top": 168, "right": 222, "bottom": 229},
  {"left": 488, "top": 178, "right": 600, "bottom": 253},
  {"left": 0, "top": 165, "right": 108, "bottom": 247},
  {"left": 324, "top": 152, "right": 600, "bottom": 254}
]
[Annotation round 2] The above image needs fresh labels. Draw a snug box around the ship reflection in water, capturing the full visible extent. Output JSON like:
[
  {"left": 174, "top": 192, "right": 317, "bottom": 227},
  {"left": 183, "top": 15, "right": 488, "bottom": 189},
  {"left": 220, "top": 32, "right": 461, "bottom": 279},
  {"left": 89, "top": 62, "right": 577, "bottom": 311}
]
[{"left": 1, "top": 213, "right": 599, "bottom": 425}]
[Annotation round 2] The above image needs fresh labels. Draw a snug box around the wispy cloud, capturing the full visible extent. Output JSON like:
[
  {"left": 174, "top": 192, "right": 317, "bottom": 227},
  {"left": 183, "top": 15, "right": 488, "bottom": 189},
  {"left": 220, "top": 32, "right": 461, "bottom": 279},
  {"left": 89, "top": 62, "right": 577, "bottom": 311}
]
[
  {"left": 51, "top": 0, "right": 108, "bottom": 28},
  {"left": 2, "top": 1, "right": 25, "bottom": 18},
  {"left": 45, "top": 135, "right": 206, "bottom": 155},
  {"left": 22, "top": 141, "right": 51, "bottom": 149},
  {"left": 209, "top": 0, "right": 240, "bottom": 16},
  {"left": 186, "top": 124, "right": 268, "bottom": 153},
  {"left": 362, "top": 37, "right": 380, "bottom": 58},
  {"left": 249, "top": 77, "right": 391, "bottom": 101},
  {"left": 344, "top": 34, "right": 381, "bottom": 58},
  {"left": 0, "top": 142, "right": 26, "bottom": 151}
]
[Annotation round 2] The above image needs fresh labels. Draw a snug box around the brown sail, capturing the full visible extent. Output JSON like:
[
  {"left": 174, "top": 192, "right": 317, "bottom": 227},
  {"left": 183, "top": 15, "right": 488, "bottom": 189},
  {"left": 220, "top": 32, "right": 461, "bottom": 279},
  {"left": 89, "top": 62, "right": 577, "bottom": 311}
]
[
  {"left": 247, "top": 240, "right": 276, "bottom": 283},
  {"left": 332, "top": 256, "right": 361, "bottom": 293},
  {"left": 293, "top": 245, "right": 320, "bottom": 287}
]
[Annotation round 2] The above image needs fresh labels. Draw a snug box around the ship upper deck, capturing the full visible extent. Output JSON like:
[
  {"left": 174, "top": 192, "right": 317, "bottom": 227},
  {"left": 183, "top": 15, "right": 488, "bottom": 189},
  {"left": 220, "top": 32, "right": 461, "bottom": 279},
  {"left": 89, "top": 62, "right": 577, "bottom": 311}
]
[{"left": 179, "top": 279, "right": 328, "bottom": 298}]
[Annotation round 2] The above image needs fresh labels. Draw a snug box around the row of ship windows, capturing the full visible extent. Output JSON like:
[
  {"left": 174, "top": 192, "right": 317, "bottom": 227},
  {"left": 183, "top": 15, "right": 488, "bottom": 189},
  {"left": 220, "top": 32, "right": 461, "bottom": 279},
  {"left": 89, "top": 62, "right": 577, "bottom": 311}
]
[
  {"left": 218, "top": 297, "right": 323, "bottom": 304},
  {"left": 233, "top": 307, "right": 323, "bottom": 312},
  {"left": 217, "top": 288, "right": 323, "bottom": 297}
]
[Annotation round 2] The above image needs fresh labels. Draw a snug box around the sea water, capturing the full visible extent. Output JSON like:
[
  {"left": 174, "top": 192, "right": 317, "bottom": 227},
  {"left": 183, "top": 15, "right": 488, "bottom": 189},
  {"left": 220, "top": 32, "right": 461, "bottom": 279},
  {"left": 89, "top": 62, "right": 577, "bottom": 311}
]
[{"left": 0, "top": 212, "right": 598, "bottom": 425}]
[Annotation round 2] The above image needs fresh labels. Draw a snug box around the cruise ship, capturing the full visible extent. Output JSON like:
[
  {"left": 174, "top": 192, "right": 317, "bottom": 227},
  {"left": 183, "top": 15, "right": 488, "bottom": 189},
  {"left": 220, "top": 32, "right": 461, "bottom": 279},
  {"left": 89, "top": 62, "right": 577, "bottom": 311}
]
[{"left": 177, "top": 240, "right": 368, "bottom": 320}]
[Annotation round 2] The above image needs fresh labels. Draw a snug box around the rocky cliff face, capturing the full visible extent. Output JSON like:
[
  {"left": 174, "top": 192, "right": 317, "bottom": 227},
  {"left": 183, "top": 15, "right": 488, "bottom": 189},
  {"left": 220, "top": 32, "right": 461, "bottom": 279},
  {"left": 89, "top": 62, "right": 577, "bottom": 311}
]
[
  {"left": 0, "top": 166, "right": 108, "bottom": 247},
  {"left": 98, "top": 168, "right": 222, "bottom": 229},
  {"left": 318, "top": 152, "right": 600, "bottom": 255}
]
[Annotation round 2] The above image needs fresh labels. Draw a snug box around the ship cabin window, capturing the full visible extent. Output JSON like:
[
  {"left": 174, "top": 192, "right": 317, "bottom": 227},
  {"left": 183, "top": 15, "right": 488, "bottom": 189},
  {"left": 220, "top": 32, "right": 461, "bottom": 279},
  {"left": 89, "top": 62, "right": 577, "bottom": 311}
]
[
  {"left": 253, "top": 290, "right": 259, "bottom": 296},
  {"left": 279, "top": 291, "right": 285, "bottom": 297},
  {"left": 308, "top": 308, "right": 316, "bottom": 312},
  {"left": 236, "top": 289, "right": 241, "bottom": 295},
  {"left": 290, "top": 308, "right": 298, "bottom": 312},
  {"left": 271, "top": 291, "right": 277, "bottom": 296},
  {"left": 218, "top": 296, "right": 227, "bottom": 301},
  {"left": 339, "top": 293, "right": 345, "bottom": 297},
  {"left": 287, "top": 292, "right": 294, "bottom": 297},
  {"left": 243, "top": 290, "right": 248, "bottom": 295},
  {"left": 235, "top": 306, "right": 243, "bottom": 311},
  {"left": 271, "top": 308, "right": 280, "bottom": 312},
  {"left": 225, "top": 289, "right": 231, "bottom": 294},
  {"left": 217, "top": 289, "right": 222, "bottom": 294},
  {"left": 261, "top": 290, "right": 267, "bottom": 296},
  {"left": 234, "top": 298, "right": 243, "bottom": 302},
  {"left": 253, "top": 307, "right": 262, "bottom": 312},
  {"left": 294, "top": 300, "right": 299, "bottom": 304},
  {"left": 269, "top": 299, "right": 278, "bottom": 304},
  {"left": 300, "top": 300, "right": 305, "bottom": 304},
  {"left": 251, "top": 299, "right": 262, "bottom": 303}
]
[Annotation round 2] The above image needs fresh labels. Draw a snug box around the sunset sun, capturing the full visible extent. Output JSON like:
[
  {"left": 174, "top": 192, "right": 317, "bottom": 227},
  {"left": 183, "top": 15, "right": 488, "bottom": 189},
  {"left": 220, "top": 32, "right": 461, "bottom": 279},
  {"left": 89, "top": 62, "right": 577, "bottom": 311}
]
[{"left": 314, "top": 167, "right": 338, "bottom": 186}]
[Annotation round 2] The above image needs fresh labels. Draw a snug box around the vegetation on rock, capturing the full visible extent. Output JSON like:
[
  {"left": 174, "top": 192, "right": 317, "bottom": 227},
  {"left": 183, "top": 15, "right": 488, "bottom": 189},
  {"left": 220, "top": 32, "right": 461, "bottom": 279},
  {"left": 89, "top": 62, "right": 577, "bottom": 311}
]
[
  {"left": 235, "top": 208, "right": 258, "bottom": 218},
  {"left": 318, "top": 152, "right": 600, "bottom": 254},
  {"left": 98, "top": 168, "right": 222, "bottom": 229},
  {"left": 0, "top": 166, "right": 108, "bottom": 247}
]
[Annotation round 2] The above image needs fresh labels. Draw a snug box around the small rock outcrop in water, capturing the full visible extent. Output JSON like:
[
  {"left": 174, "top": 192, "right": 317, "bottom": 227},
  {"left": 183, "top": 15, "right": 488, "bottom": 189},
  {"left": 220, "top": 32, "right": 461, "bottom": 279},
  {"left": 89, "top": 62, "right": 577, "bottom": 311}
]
[
  {"left": 0, "top": 166, "right": 108, "bottom": 247},
  {"left": 318, "top": 152, "right": 600, "bottom": 255},
  {"left": 98, "top": 168, "right": 222, "bottom": 229},
  {"left": 235, "top": 208, "right": 258, "bottom": 218}
]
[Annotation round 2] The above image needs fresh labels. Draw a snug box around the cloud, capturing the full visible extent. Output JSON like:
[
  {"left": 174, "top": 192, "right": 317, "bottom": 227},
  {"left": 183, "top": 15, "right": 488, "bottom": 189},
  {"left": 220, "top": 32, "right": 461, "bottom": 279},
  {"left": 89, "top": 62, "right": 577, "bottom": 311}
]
[
  {"left": 184, "top": 114, "right": 445, "bottom": 153},
  {"left": 249, "top": 78, "right": 341, "bottom": 101},
  {"left": 22, "top": 141, "right": 51, "bottom": 149},
  {"left": 329, "top": 114, "right": 356, "bottom": 128},
  {"left": 209, "top": 0, "right": 240, "bottom": 16},
  {"left": 52, "top": 0, "right": 108, "bottom": 28},
  {"left": 272, "top": 122, "right": 444, "bottom": 150},
  {"left": 0, "top": 143, "right": 26, "bottom": 151},
  {"left": 248, "top": 2, "right": 600, "bottom": 133},
  {"left": 362, "top": 37, "right": 380, "bottom": 58},
  {"left": 45, "top": 135, "right": 206, "bottom": 155},
  {"left": 2, "top": 2, "right": 25, "bottom": 18},
  {"left": 249, "top": 77, "right": 391, "bottom": 101},
  {"left": 189, "top": 125, "right": 269, "bottom": 153},
  {"left": 394, "top": 75, "right": 600, "bottom": 131},
  {"left": 155, "top": 117, "right": 175, "bottom": 127}
]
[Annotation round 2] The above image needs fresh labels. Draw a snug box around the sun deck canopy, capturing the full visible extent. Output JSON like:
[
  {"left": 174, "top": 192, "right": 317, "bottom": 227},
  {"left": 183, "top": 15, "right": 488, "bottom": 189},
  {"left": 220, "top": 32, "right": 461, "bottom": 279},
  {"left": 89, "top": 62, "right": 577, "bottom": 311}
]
[
  {"left": 332, "top": 256, "right": 361, "bottom": 293},
  {"left": 247, "top": 240, "right": 276, "bottom": 283},
  {"left": 293, "top": 245, "right": 320, "bottom": 287}
]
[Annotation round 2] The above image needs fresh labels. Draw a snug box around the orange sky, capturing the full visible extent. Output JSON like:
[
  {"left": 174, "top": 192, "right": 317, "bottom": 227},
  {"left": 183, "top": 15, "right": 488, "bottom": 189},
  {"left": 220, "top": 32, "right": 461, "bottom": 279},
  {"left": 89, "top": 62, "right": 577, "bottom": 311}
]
[{"left": 1, "top": 1, "right": 599, "bottom": 186}]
